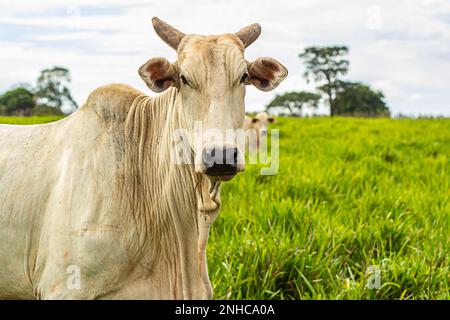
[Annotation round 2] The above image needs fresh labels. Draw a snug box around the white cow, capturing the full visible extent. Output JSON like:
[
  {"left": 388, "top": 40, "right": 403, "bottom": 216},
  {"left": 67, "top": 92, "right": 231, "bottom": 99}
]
[
  {"left": 0, "top": 17, "right": 287, "bottom": 299},
  {"left": 243, "top": 112, "right": 276, "bottom": 149}
]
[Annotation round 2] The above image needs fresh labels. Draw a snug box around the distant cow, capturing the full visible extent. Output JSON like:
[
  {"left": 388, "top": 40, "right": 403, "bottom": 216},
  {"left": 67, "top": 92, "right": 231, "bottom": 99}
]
[
  {"left": 243, "top": 111, "right": 276, "bottom": 149},
  {"left": 0, "top": 17, "right": 287, "bottom": 299}
]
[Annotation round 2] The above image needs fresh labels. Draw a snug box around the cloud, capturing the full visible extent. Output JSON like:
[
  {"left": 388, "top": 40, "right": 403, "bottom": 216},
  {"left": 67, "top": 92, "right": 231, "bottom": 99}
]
[{"left": 0, "top": 0, "right": 449, "bottom": 116}]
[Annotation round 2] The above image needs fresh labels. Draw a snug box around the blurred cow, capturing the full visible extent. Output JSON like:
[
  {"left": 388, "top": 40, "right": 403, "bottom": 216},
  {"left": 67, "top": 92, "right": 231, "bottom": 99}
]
[{"left": 243, "top": 111, "right": 276, "bottom": 149}]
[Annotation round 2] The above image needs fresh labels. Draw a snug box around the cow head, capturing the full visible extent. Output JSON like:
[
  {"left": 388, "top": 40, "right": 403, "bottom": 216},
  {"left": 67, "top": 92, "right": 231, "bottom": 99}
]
[
  {"left": 139, "top": 17, "right": 287, "bottom": 181},
  {"left": 252, "top": 112, "right": 276, "bottom": 137}
]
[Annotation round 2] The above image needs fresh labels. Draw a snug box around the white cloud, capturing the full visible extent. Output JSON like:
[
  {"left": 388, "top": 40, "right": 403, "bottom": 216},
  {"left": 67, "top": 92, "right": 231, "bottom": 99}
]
[
  {"left": 409, "top": 93, "right": 424, "bottom": 101},
  {"left": 0, "top": 0, "right": 449, "bottom": 115}
]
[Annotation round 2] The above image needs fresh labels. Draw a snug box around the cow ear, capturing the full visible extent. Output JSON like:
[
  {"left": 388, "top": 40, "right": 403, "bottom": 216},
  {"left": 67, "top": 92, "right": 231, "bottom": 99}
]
[
  {"left": 252, "top": 118, "right": 259, "bottom": 124},
  {"left": 139, "top": 57, "right": 178, "bottom": 93},
  {"left": 268, "top": 117, "right": 276, "bottom": 123},
  {"left": 248, "top": 57, "right": 288, "bottom": 92}
]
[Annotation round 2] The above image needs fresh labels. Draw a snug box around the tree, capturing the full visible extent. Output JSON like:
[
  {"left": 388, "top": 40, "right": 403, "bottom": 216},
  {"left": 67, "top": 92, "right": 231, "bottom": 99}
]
[
  {"left": 266, "top": 91, "right": 321, "bottom": 116},
  {"left": 0, "top": 87, "right": 35, "bottom": 116},
  {"left": 334, "top": 82, "right": 390, "bottom": 117},
  {"left": 299, "top": 46, "right": 349, "bottom": 116},
  {"left": 35, "top": 66, "right": 78, "bottom": 113},
  {"left": 10, "top": 82, "right": 34, "bottom": 92}
]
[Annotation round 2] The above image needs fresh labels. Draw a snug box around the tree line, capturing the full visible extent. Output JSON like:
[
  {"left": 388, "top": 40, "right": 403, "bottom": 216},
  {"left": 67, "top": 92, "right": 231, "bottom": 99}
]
[
  {"left": 267, "top": 46, "right": 390, "bottom": 117},
  {"left": 0, "top": 66, "right": 78, "bottom": 116},
  {"left": 1, "top": 47, "right": 389, "bottom": 118}
]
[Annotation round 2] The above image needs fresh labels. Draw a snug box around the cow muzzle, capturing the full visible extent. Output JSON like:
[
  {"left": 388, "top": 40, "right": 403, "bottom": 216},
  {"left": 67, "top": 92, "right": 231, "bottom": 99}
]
[{"left": 196, "top": 145, "right": 245, "bottom": 181}]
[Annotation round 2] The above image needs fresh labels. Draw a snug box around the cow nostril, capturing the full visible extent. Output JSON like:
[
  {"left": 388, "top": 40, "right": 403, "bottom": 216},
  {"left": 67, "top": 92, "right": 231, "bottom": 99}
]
[{"left": 203, "top": 146, "right": 239, "bottom": 177}]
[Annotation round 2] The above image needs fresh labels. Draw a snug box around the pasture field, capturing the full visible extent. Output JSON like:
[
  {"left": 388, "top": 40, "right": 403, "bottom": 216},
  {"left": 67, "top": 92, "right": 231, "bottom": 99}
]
[
  {"left": 211, "top": 117, "right": 449, "bottom": 300},
  {"left": 0, "top": 116, "right": 448, "bottom": 300},
  {"left": 0, "top": 116, "right": 64, "bottom": 125}
]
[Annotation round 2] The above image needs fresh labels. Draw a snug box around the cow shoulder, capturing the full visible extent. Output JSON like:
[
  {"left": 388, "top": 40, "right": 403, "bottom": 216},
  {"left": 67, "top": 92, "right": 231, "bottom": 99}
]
[{"left": 84, "top": 83, "right": 144, "bottom": 123}]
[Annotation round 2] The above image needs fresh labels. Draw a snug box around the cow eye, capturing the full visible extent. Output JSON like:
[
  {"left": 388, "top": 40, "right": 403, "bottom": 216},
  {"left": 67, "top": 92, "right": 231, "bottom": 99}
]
[
  {"left": 240, "top": 72, "right": 249, "bottom": 84},
  {"left": 180, "top": 74, "right": 189, "bottom": 86}
]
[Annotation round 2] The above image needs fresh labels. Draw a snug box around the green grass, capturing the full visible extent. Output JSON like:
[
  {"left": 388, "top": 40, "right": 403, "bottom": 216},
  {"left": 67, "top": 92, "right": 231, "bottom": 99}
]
[
  {"left": 1, "top": 116, "right": 448, "bottom": 299},
  {"left": 0, "top": 116, "right": 64, "bottom": 125},
  {"left": 210, "top": 117, "right": 449, "bottom": 300}
]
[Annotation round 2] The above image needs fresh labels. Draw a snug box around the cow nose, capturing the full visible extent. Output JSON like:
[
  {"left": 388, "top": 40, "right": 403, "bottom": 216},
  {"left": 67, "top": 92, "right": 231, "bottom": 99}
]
[{"left": 203, "top": 146, "right": 239, "bottom": 178}]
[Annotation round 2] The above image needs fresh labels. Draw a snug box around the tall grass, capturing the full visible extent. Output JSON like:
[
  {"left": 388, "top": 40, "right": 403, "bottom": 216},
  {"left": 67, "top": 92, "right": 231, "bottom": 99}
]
[
  {"left": 209, "top": 117, "right": 449, "bottom": 300},
  {"left": 0, "top": 116, "right": 448, "bottom": 299}
]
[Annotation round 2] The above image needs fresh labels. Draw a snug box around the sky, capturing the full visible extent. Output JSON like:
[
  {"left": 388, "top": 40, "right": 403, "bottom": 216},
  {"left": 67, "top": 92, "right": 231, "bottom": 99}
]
[{"left": 0, "top": 0, "right": 449, "bottom": 116}]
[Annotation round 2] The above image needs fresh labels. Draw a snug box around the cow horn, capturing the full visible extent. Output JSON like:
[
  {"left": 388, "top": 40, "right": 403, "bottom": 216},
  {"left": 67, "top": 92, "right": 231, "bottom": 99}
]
[
  {"left": 152, "top": 17, "right": 185, "bottom": 50},
  {"left": 235, "top": 23, "right": 261, "bottom": 48}
]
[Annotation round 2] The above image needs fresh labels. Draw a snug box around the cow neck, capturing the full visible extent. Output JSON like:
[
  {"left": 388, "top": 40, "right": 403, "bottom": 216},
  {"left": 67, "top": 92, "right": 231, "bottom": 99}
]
[
  {"left": 123, "top": 88, "right": 221, "bottom": 298},
  {"left": 167, "top": 90, "right": 224, "bottom": 299}
]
